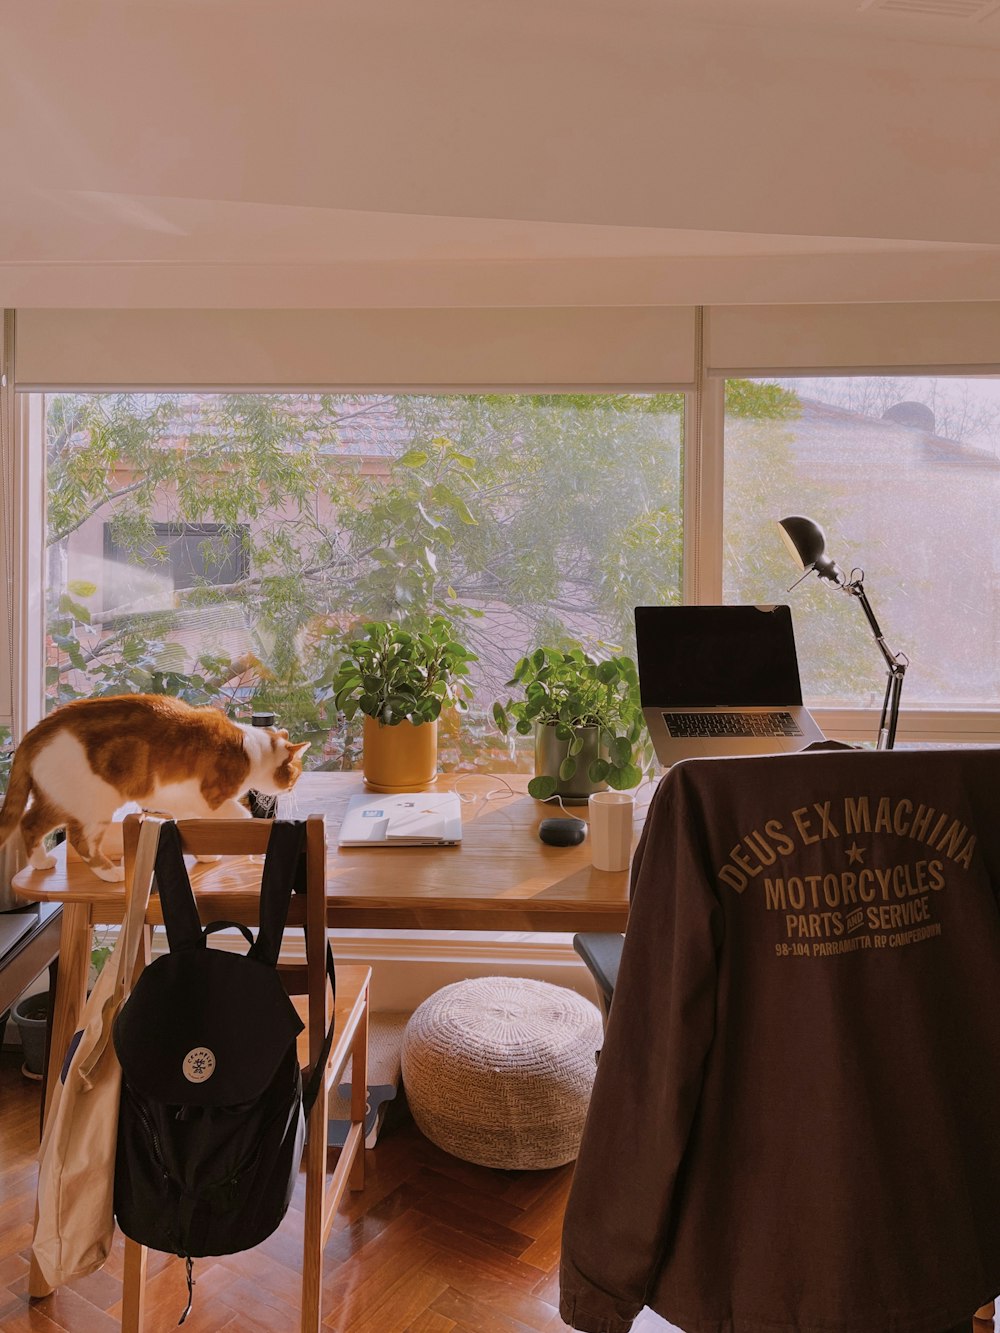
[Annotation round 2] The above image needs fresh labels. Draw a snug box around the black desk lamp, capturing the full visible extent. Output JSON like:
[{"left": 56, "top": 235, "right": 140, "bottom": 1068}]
[{"left": 777, "top": 515, "right": 908, "bottom": 750}]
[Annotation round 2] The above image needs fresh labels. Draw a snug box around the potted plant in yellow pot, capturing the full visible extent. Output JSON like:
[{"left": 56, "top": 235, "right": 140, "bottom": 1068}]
[
  {"left": 332, "top": 618, "right": 477, "bottom": 791},
  {"left": 493, "top": 646, "right": 651, "bottom": 803}
]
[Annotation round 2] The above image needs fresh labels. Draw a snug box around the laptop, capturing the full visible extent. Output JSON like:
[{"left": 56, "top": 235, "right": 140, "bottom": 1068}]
[
  {"left": 338, "top": 791, "right": 463, "bottom": 847},
  {"left": 634, "top": 604, "right": 825, "bottom": 766}
]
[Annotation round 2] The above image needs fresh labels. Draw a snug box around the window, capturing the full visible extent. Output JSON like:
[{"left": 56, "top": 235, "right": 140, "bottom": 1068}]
[
  {"left": 44, "top": 391, "right": 685, "bottom": 767},
  {"left": 103, "top": 522, "right": 250, "bottom": 613},
  {"left": 723, "top": 376, "right": 1000, "bottom": 712}
]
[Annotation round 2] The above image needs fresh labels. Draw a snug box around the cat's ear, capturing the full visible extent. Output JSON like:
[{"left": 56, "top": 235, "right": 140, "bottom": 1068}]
[
  {"left": 287, "top": 741, "right": 310, "bottom": 757},
  {"left": 276, "top": 727, "right": 289, "bottom": 739}
]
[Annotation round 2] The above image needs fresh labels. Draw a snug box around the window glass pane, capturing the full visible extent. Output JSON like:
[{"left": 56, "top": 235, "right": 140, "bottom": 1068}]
[
  {"left": 45, "top": 392, "right": 683, "bottom": 769},
  {"left": 724, "top": 376, "right": 1000, "bottom": 708}
]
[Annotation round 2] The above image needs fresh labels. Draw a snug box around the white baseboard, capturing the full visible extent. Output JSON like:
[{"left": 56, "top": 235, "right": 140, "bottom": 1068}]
[{"left": 154, "top": 927, "right": 603, "bottom": 1012}]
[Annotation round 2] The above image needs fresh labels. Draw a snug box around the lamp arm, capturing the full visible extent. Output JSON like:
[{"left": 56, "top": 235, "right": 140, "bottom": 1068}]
[
  {"left": 842, "top": 573, "right": 908, "bottom": 750},
  {"left": 843, "top": 576, "right": 906, "bottom": 675}
]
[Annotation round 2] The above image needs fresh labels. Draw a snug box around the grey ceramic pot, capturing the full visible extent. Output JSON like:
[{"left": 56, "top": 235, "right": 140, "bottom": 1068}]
[
  {"left": 12, "top": 990, "right": 49, "bottom": 1077},
  {"left": 534, "top": 723, "right": 609, "bottom": 805}
]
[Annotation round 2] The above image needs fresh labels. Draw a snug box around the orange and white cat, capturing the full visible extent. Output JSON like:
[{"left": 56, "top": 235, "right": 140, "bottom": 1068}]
[{"left": 0, "top": 695, "right": 310, "bottom": 881}]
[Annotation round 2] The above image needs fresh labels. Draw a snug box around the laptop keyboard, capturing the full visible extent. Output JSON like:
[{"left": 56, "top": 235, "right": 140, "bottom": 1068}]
[{"left": 662, "top": 711, "right": 803, "bottom": 739}]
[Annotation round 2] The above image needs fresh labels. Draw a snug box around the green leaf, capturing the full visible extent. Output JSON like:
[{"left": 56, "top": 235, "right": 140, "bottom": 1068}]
[
  {"left": 416, "top": 501, "right": 444, "bottom": 529},
  {"left": 399, "top": 448, "right": 429, "bottom": 468},
  {"left": 608, "top": 763, "right": 642, "bottom": 791},
  {"left": 493, "top": 702, "right": 509, "bottom": 734},
  {"left": 588, "top": 758, "right": 611, "bottom": 783},
  {"left": 611, "top": 735, "right": 633, "bottom": 768},
  {"left": 568, "top": 733, "right": 584, "bottom": 756},
  {"left": 528, "top": 774, "right": 558, "bottom": 800},
  {"left": 555, "top": 721, "right": 574, "bottom": 742},
  {"left": 57, "top": 594, "right": 91, "bottom": 624},
  {"left": 558, "top": 756, "right": 577, "bottom": 781}
]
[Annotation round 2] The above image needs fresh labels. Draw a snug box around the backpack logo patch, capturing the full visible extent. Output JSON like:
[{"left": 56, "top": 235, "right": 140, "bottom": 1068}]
[{"left": 183, "top": 1048, "right": 216, "bottom": 1083}]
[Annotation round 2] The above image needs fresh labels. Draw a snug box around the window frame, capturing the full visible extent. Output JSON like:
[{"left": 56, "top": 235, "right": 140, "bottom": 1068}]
[
  {"left": 15, "top": 366, "right": 1000, "bottom": 749},
  {"left": 709, "top": 371, "right": 1000, "bottom": 745},
  {"left": 102, "top": 520, "right": 251, "bottom": 614},
  {"left": 9, "top": 311, "right": 1000, "bottom": 966}
]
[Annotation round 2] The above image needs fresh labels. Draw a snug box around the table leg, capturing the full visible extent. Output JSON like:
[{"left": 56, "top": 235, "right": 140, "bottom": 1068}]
[
  {"left": 38, "top": 954, "right": 60, "bottom": 1139},
  {"left": 41, "top": 902, "right": 91, "bottom": 1128}
]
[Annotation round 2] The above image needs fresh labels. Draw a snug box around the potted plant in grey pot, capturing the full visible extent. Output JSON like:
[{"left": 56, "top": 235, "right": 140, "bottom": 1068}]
[
  {"left": 331, "top": 617, "right": 477, "bottom": 791},
  {"left": 12, "top": 990, "right": 49, "bottom": 1079},
  {"left": 493, "top": 646, "right": 651, "bottom": 803}
]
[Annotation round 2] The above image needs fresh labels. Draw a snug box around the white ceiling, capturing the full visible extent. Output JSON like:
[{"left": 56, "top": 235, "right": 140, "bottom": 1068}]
[{"left": 3, "top": 0, "right": 1000, "bottom": 307}]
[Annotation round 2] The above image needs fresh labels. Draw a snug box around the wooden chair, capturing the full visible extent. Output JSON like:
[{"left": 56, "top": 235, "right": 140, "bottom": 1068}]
[{"left": 119, "top": 813, "right": 370, "bottom": 1333}]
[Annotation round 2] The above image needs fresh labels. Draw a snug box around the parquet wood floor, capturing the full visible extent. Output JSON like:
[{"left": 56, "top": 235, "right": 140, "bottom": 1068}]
[
  {"left": 0, "top": 1052, "right": 677, "bottom": 1333},
  {"left": 1, "top": 1055, "right": 991, "bottom": 1333}
]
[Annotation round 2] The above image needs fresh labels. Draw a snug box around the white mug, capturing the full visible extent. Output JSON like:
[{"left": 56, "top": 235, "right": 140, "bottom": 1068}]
[{"left": 588, "top": 791, "right": 635, "bottom": 872}]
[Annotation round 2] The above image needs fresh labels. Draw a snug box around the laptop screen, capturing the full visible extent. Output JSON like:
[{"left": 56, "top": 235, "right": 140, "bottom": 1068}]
[{"left": 634, "top": 605, "right": 805, "bottom": 708}]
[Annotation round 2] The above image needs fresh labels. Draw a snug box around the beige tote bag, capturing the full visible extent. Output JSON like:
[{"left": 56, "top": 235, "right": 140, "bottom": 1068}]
[{"left": 32, "top": 816, "right": 164, "bottom": 1288}]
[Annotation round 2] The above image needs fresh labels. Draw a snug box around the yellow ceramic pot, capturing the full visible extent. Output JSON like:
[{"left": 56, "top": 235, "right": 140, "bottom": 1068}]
[{"left": 362, "top": 715, "right": 438, "bottom": 792}]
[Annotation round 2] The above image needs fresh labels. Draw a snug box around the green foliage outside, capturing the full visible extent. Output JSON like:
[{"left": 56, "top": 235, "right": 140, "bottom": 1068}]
[{"left": 41, "top": 383, "right": 796, "bottom": 772}]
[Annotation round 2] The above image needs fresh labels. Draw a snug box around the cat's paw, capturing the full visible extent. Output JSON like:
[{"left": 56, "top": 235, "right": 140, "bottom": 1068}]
[
  {"left": 28, "top": 848, "right": 57, "bottom": 870},
  {"left": 195, "top": 854, "right": 222, "bottom": 864},
  {"left": 91, "top": 861, "right": 126, "bottom": 883}
]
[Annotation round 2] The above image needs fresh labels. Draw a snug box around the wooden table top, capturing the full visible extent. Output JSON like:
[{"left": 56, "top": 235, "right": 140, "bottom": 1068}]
[{"left": 12, "top": 772, "right": 652, "bottom": 932}]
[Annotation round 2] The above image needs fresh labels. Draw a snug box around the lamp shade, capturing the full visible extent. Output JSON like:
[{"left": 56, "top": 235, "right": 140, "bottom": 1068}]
[{"left": 777, "top": 515, "right": 843, "bottom": 584}]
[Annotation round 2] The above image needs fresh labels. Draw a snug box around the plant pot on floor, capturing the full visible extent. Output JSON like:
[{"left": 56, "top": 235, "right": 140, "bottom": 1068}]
[
  {"left": 12, "top": 990, "right": 49, "bottom": 1079},
  {"left": 363, "top": 716, "right": 438, "bottom": 792}
]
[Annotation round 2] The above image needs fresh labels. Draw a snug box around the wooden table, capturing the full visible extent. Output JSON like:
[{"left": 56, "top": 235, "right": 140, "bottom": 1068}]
[{"left": 13, "top": 771, "right": 646, "bottom": 1121}]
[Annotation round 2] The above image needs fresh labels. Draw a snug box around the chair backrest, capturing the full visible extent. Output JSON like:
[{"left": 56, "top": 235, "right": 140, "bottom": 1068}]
[{"left": 122, "top": 814, "right": 330, "bottom": 1073}]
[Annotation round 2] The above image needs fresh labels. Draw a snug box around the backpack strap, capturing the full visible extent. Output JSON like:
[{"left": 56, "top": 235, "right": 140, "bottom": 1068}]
[
  {"left": 154, "top": 821, "right": 206, "bottom": 952},
  {"left": 250, "top": 821, "right": 338, "bottom": 1115},
  {"left": 249, "top": 820, "right": 307, "bottom": 968}
]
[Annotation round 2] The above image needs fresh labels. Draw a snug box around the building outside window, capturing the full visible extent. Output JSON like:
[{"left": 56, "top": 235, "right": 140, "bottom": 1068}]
[{"left": 723, "top": 376, "right": 1000, "bottom": 716}]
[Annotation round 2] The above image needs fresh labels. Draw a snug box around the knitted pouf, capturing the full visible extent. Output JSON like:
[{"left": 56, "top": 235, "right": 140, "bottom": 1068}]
[{"left": 401, "top": 977, "right": 603, "bottom": 1170}]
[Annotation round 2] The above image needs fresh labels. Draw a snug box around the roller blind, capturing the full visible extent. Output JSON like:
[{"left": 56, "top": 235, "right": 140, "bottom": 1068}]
[
  {"left": 0, "top": 312, "right": 13, "bottom": 727},
  {"left": 14, "top": 307, "right": 698, "bottom": 390},
  {"left": 706, "top": 302, "right": 1000, "bottom": 375}
]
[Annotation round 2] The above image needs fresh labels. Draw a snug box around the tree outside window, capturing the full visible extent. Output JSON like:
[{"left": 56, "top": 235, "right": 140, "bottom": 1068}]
[{"left": 44, "top": 392, "right": 686, "bottom": 770}]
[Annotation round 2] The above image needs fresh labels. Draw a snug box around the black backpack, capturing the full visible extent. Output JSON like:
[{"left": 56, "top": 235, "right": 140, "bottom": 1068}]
[{"left": 113, "top": 820, "right": 334, "bottom": 1317}]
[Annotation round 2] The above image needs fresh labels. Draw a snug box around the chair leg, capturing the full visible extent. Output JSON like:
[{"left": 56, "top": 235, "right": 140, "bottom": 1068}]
[
  {"left": 974, "top": 1300, "right": 995, "bottom": 1320},
  {"left": 349, "top": 991, "right": 369, "bottom": 1192},
  {"left": 121, "top": 1236, "right": 147, "bottom": 1332},
  {"left": 301, "top": 1080, "right": 329, "bottom": 1333}
]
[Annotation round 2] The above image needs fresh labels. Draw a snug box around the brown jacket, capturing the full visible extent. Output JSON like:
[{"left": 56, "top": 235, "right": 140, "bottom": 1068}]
[{"left": 561, "top": 748, "right": 1000, "bottom": 1333}]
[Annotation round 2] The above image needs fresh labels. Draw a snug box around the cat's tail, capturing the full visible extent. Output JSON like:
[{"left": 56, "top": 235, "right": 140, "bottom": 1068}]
[{"left": 0, "top": 741, "right": 32, "bottom": 850}]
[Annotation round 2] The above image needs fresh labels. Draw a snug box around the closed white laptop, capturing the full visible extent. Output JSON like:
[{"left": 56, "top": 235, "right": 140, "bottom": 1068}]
[{"left": 338, "top": 791, "right": 463, "bottom": 847}]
